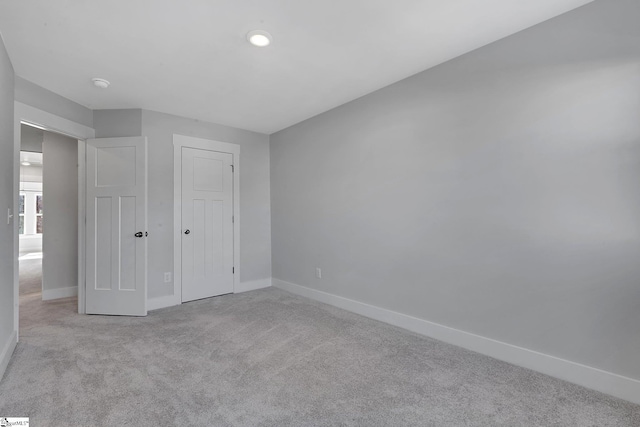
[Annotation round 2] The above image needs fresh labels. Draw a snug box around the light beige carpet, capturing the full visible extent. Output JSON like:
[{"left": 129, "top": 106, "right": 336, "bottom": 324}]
[{"left": 1, "top": 285, "right": 638, "bottom": 426}]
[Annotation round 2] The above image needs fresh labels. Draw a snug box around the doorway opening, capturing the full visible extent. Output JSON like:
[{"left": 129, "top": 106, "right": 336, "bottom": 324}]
[
  {"left": 18, "top": 141, "right": 43, "bottom": 304},
  {"left": 18, "top": 123, "right": 80, "bottom": 325}
]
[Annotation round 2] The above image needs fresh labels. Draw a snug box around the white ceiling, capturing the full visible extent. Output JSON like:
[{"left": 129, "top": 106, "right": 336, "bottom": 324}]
[{"left": 0, "top": 0, "right": 593, "bottom": 134}]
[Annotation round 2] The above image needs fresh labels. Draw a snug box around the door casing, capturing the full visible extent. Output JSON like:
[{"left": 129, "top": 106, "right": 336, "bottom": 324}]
[
  {"left": 13, "top": 102, "right": 96, "bottom": 337},
  {"left": 172, "top": 134, "right": 240, "bottom": 306}
]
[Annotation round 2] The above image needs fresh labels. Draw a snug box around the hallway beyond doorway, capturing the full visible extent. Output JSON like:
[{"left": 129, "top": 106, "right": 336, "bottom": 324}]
[
  {"left": 19, "top": 251, "right": 41, "bottom": 296},
  {"left": 19, "top": 249, "right": 76, "bottom": 332}
]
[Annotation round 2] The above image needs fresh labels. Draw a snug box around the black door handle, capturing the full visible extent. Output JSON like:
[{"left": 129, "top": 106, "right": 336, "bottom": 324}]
[
  {"left": 184, "top": 229, "right": 190, "bottom": 235},
  {"left": 135, "top": 232, "right": 144, "bottom": 238}
]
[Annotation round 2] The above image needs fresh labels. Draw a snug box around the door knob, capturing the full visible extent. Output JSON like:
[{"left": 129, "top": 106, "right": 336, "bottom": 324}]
[
  {"left": 135, "top": 231, "right": 144, "bottom": 238},
  {"left": 184, "top": 229, "right": 190, "bottom": 235}
]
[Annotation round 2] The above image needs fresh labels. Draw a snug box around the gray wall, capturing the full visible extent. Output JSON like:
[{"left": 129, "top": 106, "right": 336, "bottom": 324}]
[
  {"left": 270, "top": 0, "right": 640, "bottom": 381},
  {"left": 94, "top": 109, "right": 272, "bottom": 299},
  {"left": 94, "top": 109, "right": 142, "bottom": 138},
  {"left": 42, "top": 131, "right": 78, "bottom": 295},
  {"left": 20, "top": 124, "right": 43, "bottom": 153},
  {"left": 15, "top": 77, "right": 93, "bottom": 128},
  {"left": 0, "top": 35, "right": 15, "bottom": 376}
]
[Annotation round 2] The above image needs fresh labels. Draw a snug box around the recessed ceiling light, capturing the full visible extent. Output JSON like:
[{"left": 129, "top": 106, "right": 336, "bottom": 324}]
[
  {"left": 92, "top": 78, "right": 110, "bottom": 89},
  {"left": 247, "top": 30, "right": 272, "bottom": 47},
  {"left": 21, "top": 161, "right": 31, "bottom": 166}
]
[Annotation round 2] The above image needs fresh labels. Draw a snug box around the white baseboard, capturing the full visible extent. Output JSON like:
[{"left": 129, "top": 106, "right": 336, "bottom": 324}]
[
  {"left": 0, "top": 330, "right": 17, "bottom": 382},
  {"left": 148, "top": 278, "right": 272, "bottom": 312},
  {"left": 42, "top": 286, "right": 77, "bottom": 301},
  {"left": 148, "top": 294, "right": 181, "bottom": 311},
  {"left": 235, "top": 278, "right": 272, "bottom": 293},
  {"left": 272, "top": 278, "right": 640, "bottom": 405}
]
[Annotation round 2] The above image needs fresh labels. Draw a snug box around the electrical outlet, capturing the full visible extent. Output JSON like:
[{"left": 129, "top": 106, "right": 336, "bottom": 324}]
[
  {"left": 164, "top": 272, "right": 172, "bottom": 283},
  {"left": 316, "top": 268, "right": 322, "bottom": 279}
]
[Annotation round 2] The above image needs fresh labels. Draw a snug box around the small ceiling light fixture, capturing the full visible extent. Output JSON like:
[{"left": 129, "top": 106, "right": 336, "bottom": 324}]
[
  {"left": 247, "top": 30, "right": 272, "bottom": 47},
  {"left": 21, "top": 161, "right": 31, "bottom": 166},
  {"left": 92, "top": 78, "right": 110, "bottom": 89}
]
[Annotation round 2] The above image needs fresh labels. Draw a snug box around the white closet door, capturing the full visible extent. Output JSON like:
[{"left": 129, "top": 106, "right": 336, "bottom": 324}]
[{"left": 181, "top": 147, "right": 234, "bottom": 302}]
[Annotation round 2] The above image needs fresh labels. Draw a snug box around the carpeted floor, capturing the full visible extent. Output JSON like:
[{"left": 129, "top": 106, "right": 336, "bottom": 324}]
[
  {"left": 1, "top": 269, "right": 639, "bottom": 426},
  {"left": 18, "top": 252, "right": 42, "bottom": 296}
]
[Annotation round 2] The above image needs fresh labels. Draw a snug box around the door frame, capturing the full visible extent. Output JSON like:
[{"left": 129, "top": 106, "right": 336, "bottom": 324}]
[
  {"left": 173, "top": 134, "right": 240, "bottom": 305},
  {"left": 13, "top": 102, "right": 95, "bottom": 337}
]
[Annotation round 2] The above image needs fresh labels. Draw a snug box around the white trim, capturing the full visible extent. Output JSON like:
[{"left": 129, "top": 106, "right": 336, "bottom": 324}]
[
  {"left": 236, "top": 278, "right": 272, "bottom": 293},
  {"left": 77, "top": 140, "right": 86, "bottom": 314},
  {"left": 0, "top": 331, "right": 17, "bottom": 381},
  {"left": 42, "top": 286, "right": 78, "bottom": 301},
  {"left": 148, "top": 294, "right": 181, "bottom": 311},
  {"left": 148, "top": 279, "right": 271, "bottom": 310},
  {"left": 17, "top": 102, "right": 95, "bottom": 141},
  {"left": 19, "top": 182, "right": 43, "bottom": 192},
  {"left": 272, "top": 278, "right": 640, "bottom": 405},
  {"left": 13, "top": 112, "right": 20, "bottom": 341},
  {"left": 14, "top": 103, "right": 96, "bottom": 341},
  {"left": 173, "top": 134, "right": 241, "bottom": 304}
]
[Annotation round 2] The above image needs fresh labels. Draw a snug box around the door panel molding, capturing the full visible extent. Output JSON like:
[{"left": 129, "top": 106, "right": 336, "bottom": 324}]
[
  {"left": 173, "top": 134, "right": 240, "bottom": 305},
  {"left": 86, "top": 136, "right": 148, "bottom": 316},
  {"left": 181, "top": 148, "right": 234, "bottom": 301}
]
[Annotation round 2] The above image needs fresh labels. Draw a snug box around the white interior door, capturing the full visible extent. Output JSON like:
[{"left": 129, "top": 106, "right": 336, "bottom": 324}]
[
  {"left": 181, "top": 147, "right": 234, "bottom": 302},
  {"left": 86, "top": 137, "right": 147, "bottom": 316}
]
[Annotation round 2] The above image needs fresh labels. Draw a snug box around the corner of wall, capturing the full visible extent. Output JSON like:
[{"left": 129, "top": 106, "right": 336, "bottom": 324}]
[{"left": 0, "top": 331, "right": 17, "bottom": 383}]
